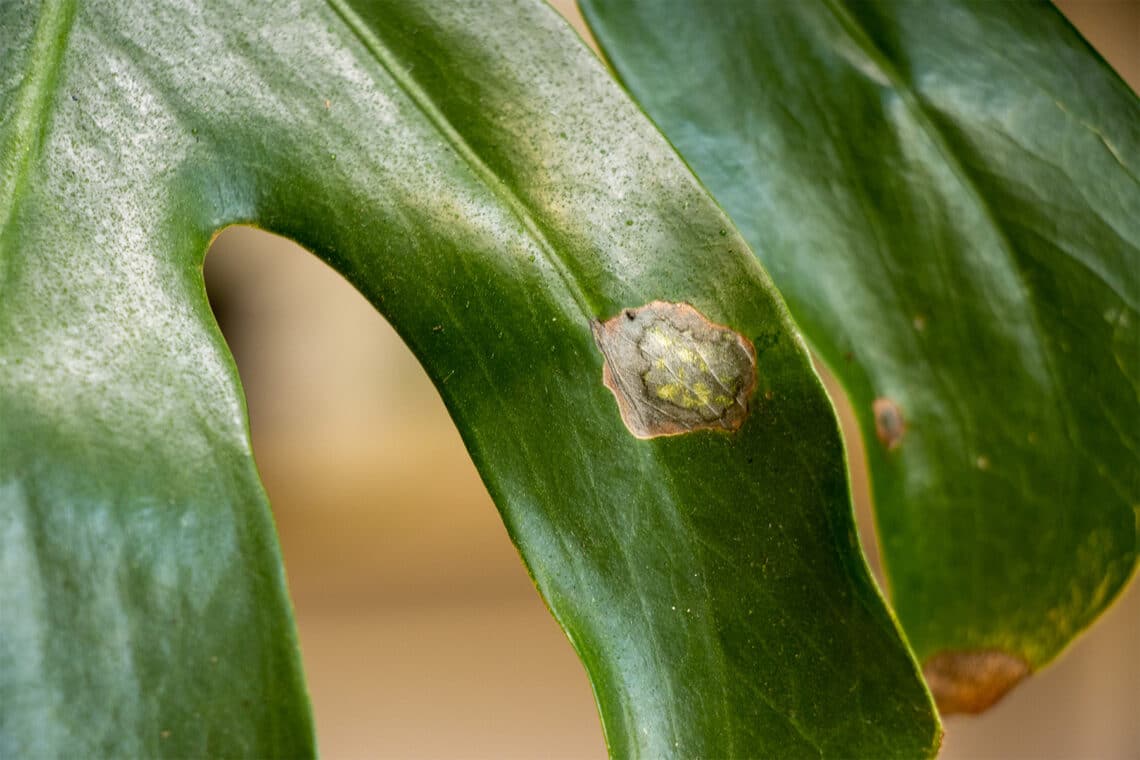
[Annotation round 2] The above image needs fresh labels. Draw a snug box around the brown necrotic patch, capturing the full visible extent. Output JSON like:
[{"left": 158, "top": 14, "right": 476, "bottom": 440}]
[
  {"left": 591, "top": 301, "right": 757, "bottom": 439},
  {"left": 922, "top": 649, "right": 1031, "bottom": 715},
  {"left": 873, "top": 397, "right": 905, "bottom": 450}
]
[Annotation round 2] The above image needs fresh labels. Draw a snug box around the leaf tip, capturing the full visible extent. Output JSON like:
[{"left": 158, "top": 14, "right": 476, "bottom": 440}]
[{"left": 922, "top": 649, "right": 1030, "bottom": 715}]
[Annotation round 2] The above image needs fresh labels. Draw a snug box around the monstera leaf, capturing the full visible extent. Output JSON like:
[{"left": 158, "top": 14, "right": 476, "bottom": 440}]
[
  {"left": 580, "top": 0, "right": 1139, "bottom": 714},
  {"left": 1, "top": 0, "right": 939, "bottom": 757}
]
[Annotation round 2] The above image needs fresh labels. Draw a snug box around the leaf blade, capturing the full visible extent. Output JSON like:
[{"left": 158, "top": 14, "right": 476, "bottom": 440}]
[
  {"left": 580, "top": 0, "right": 1140, "bottom": 711},
  {"left": 1, "top": 0, "right": 940, "bottom": 755}
]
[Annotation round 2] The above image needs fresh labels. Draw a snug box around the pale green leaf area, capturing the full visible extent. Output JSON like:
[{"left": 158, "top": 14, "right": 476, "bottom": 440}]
[
  {"left": 580, "top": 0, "right": 1139, "bottom": 714},
  {"left": 1, "top": 1, "right": 939, "bottom": 758}
]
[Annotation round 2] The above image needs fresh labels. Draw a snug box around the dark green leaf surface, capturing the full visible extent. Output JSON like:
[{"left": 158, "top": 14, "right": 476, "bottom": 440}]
[
  {"left": 581, "top": 0, "right": 1140, "bottom": 711},
  {"left": 0, "top": 0, "right": 938, "bottom": 756}
]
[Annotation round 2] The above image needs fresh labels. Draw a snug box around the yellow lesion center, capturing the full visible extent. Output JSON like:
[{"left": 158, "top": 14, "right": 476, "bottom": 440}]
[
  {"left": 592, "top": 300, "right": 756, "bottom": 438},
  {"left": 642, "top": 326, "right": 741, "bottom": 416},
  {"left": 654, "top": 380, "right": 732, "bottom": 412}
]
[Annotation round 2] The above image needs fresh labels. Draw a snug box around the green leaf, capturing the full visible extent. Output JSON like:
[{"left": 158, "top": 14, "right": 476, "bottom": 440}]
[
  {"left": 580, "top": 0, "right": 1140, "bottom": 713},
  {"left": 0, "top": 0, "right": 939, "bottom": 756}
]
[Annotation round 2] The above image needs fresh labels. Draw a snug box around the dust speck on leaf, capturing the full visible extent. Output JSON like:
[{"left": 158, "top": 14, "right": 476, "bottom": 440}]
[
  {"left": 592, "top": 301, "right": 756, "bottom": 439},
  {"left": 872, "top": 398, "right": 905, "bottom": 450},
  {"left": 923, "top": 650, "right": 1030, "bottom": 715}
]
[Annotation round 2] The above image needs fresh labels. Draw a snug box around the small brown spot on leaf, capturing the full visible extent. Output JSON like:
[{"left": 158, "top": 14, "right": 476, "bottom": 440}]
[
  {"left": 872, "top": 398, "right": 905, "bottom": 450},
  {"left": 923, "top": 649, "right": 1030, "bottom": 715},
  {"left": 592, "top": 301, "right": 756, "bottom": 439}
]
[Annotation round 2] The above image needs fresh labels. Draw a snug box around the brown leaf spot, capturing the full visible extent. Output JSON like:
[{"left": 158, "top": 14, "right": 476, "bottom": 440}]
[
  {"left": 872, "top": 398, "right": 905, "bottom": 450},
  {"left": 923, "top": 649, "right": 1030, "bottom": 715},
  {"left": 592, "top": 301, "right": 756, "bottom": 439}
]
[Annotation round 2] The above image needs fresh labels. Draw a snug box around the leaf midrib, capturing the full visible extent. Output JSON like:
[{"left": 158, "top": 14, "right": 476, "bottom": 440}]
[
  {"left": 321, "top": 0, "right": 598, "bottom": 317},
  {"left": 820, "top": 0, "right": 1101, "bottom": 467},
  {"left": 0, "top": 0, "right": 77, "bottom": 282}
]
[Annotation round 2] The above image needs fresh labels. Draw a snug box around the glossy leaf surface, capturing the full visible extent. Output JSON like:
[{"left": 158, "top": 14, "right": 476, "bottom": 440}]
[
  {"left": 580, "top": 0, "right": 1140, "bottom": 711},
  {"left": 0, "top": 0, "right": 938, "bottom": 756}
]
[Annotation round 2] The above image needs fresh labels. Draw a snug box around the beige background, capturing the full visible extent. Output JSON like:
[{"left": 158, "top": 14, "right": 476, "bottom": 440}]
[{"left": 203, "top": 2, "right": 1140, "bottom": 758}]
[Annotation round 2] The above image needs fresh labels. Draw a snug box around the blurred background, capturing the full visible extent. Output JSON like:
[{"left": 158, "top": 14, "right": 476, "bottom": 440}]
[{"left": 202, "top": 2, "right": 1139, "bottom": 758}]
